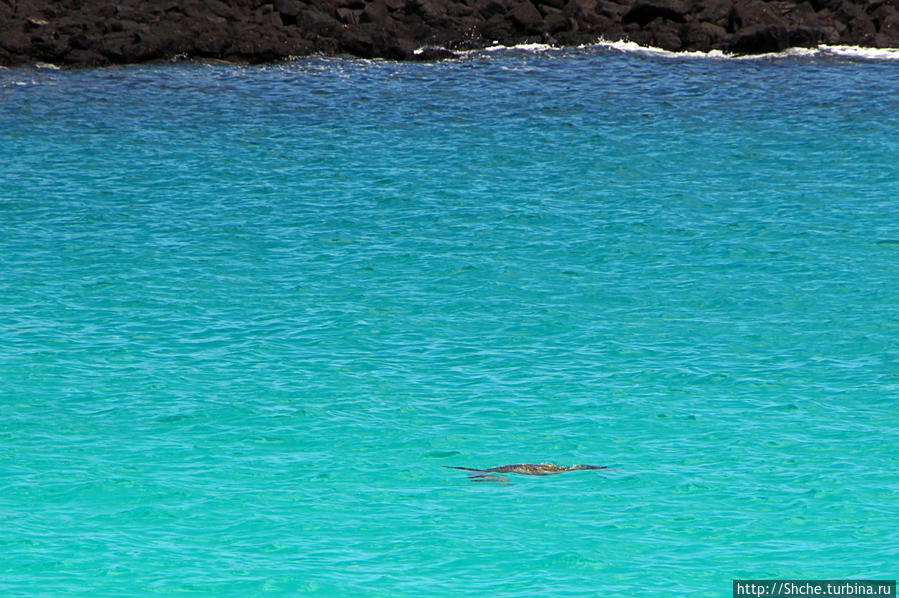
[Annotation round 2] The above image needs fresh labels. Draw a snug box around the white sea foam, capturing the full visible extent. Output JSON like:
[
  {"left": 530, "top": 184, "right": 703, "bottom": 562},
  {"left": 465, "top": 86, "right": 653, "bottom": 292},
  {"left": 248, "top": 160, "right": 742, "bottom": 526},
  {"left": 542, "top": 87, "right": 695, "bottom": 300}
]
[
  {"left": 414, "top": 42, "right": 556, "bottom": 56},
  {"left": 585, "top": 39, "right": 735, "bottom": 59},
  {"left": 584, "top": 39, "right": 899, "bottom": 61},
  {"left": 589, "top": 38, "right": 827, "bottom": 60},
  {"left": 817, "top": 44, "right": 899, "bottom": 60},
  {"left": 455, "top": 38, "right": 899, "bottom": 62},
  {"left": 482, "top": 42, "right": 556, "bottom": 53}
]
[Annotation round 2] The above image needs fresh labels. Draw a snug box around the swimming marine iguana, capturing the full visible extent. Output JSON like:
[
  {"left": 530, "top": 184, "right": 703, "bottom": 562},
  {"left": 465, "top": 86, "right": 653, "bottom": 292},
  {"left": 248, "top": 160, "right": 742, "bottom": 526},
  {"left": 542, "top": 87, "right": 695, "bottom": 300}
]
[{"left": 445, "top": 462, "right": 609, "bottom": 481}]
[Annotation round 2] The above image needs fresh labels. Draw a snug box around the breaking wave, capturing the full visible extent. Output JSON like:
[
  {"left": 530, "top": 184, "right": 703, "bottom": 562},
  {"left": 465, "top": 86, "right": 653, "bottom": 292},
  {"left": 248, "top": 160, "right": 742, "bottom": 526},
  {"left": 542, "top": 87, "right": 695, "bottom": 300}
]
[{"left": 445, "top": 38, "right": 899, "bottom": 62}]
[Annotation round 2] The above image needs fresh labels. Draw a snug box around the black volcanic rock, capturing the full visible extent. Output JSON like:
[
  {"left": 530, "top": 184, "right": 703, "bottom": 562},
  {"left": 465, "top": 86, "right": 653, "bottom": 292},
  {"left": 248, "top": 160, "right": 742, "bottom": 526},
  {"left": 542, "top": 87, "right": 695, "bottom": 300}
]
[
  {"left": 726, "top": 23, "right": 790, "bottom": 51},
  {"left": 680, "top": 20, "right": 728, "bottom": 49},
  {"left": 509, "top": 1, "right": 544, "bottom": 32},
  {"left": 0, "top": 0, "right": 897, "bottom": 67},
  {"left": 622, "top": 1, "right": 688, "bottom": 27}
]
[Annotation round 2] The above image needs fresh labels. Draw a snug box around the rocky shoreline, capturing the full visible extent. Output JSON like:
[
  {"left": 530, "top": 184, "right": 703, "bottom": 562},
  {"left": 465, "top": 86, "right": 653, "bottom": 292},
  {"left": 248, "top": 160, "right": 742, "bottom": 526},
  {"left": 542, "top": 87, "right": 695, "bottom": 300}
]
[{"left": 2, "top": 0, "right": 898, "bottom": 67}]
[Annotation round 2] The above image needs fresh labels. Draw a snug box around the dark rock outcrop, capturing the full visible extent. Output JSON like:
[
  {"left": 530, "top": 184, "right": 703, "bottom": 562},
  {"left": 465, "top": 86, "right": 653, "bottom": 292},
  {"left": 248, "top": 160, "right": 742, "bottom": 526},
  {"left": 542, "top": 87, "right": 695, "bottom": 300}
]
[{"left": 0, "top": 0, "right": 897, "bottom": 67}]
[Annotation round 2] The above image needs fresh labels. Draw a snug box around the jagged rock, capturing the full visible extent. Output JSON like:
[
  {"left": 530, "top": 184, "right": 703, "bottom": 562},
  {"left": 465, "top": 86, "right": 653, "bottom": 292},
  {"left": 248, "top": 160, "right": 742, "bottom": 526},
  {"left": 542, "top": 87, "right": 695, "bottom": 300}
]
[
  {"left": 694, "top": 0, "right": 732, "bottom": 25},
  {"left": 479, "top": 0, "right": 513, "bottom": 20},
  {"left": 645, "top": 16, "right": 684, "bottom": 48},
  {"left": 274, "top": 0, "right": 305, "bottom": 24},
  {"left": 784, "top": 1, "right": 818, "bottom": 25},
  {"left": 729, "top": 0, "right": 788, "bottom": 31},
  {"left": 788, "top": 24, "right": 830, "bottom": 45},
  {"left": 296, "top": 9, "right": 342, "bottom": 37},
  {"left": 0, "top": 0, "right": 895, "bottom": 67},
  {"left": 407, "top": 0, "right": 450, "bottom": 19},
  {"left": 680, "top": 20, "right": 727, "bottom": 50},
  {"left": 510, "top": 1, "right": 545, "bottom": 32},
  {"left": 880, "top": 10, "right": 899, "bottom": 37},
  {"left": 834, "top": 1, "right": 866, "bottom": 22},
  {"left": 809, "top": 0, "right": 843, "bottom": 12},
  {"left": 563, "top": 0, "right": 602, "bottom": 23},
  {"left": 622, "top": 0, "right": 688, "bottom": 27},
  {"left": 845, "top": 14, "right": 877, "bottom": 41},
  {"left": 448, "top": 3, "right": 476, "bottom": 17},
  {"left": 482, "top": 12, "right": 517, "bottom": 38},
  {"left": 361, "top": 0, "right": 391, "bottom": 23},
  {"left": 539, "top": 0, "right": 568, "bottom": 9},
  {"left": 597, "top": 1, "right": 629, "bottom": 20},
  {"left": 541, "top": 6, "right": 572, "bottom": 31},
  {"left": 872, "top": 2, "right": 896, "bottom": 20},
  {"left": 727, "top": 23, "right": 790, "bottom": 52},
  {"left": 336, "top": 8, "right": 361, "bottom": 24},
  {"left": 0, "top": 29, "right": 30, "bottom": 55},
  {"left": 338, "top": 24, "right": 377, "bottom": 56},
  {"left": 202, "top": 0, "right": 240, "bottom": 22}
]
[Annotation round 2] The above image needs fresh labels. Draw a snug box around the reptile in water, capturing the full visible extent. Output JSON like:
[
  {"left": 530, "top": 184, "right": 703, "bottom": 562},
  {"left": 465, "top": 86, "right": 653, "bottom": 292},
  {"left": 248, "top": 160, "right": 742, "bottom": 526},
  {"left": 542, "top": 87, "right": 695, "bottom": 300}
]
[{"left": 445, "top": 462, "right": 609, "bottom": 482}]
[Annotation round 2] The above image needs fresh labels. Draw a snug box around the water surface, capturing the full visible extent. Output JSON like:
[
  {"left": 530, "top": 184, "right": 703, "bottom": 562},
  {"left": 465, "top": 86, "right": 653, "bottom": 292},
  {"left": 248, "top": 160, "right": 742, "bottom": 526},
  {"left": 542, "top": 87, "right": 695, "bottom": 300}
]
[{"left": 2, "top": 47, "right": 898, "bottom": 596}]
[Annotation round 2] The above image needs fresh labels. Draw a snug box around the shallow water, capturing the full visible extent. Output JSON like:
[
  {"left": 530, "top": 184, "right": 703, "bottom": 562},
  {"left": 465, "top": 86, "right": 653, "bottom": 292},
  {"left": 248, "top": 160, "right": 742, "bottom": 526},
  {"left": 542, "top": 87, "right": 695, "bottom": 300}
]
[{"left": 2, "top": 47, "right": 898, "bottom": 596}]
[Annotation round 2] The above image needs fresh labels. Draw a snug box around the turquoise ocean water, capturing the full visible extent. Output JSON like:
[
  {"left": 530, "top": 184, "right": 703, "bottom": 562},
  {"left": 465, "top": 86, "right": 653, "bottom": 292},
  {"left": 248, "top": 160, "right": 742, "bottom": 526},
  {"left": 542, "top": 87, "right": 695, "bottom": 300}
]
[{"left": 2, "top": 46, "right": 898, "bottom": 596}]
